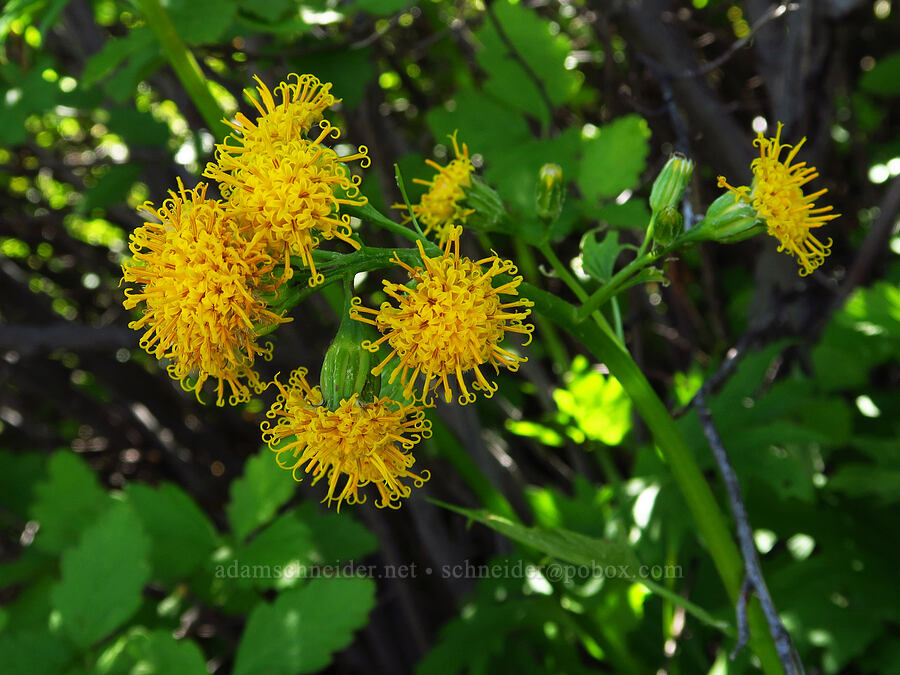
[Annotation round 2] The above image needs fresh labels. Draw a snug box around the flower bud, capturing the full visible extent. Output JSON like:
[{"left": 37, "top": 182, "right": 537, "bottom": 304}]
[
  {"left": 321, "top": 312, "right": 381, "bottom": 410},
  {"left": 535, "top": 163, "right": 565, "bottom": 225},
  {"left": 682, "top": 192, "right": 765, "bottom": 245},
  {"left": 650, "top": 153, "right": 694, "bottom": 214},
  {"left": 652, "top": 205, "right": 684, "bottom": 248}
]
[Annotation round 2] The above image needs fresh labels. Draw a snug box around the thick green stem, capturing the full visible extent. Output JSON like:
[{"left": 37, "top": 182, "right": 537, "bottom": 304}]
[
  {"left": 138, "top": 0, "right": 226, "bottom": 140},
  {"left": 523, "top": 281, "right": 783, "bottom": 673}
]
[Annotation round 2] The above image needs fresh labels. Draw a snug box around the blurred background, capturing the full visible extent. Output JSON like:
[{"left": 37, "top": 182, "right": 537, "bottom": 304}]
[{"left": 1, "top": 0, "right": 899, "bottom": 673}]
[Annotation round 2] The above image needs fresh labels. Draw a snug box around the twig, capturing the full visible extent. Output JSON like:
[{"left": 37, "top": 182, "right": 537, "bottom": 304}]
[
  {"left": 484, "top": 0, "right": 556, "bottom": 136},
  {"left": 673, "top": 3, "right": 798, "bottom": 79},
  {"left": 694, "top": 388, "right": 805, "bottom": 674}
]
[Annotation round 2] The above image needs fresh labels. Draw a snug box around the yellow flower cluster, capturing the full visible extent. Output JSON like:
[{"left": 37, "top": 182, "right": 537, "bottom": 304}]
[
  {"left": 718, "top": 123, "right": 838, "bottom": 276},
  {"left": 261, "top": 367, "right": 431, "bottom": 510},
  {"left": 122, "top": 74, "right": 533, "bottom": 510},
  {"left": 396, "top": 131, "right": 474, "bottom": 247},
  {"left": 351, "top": 226, "right": 534, "bottom": 406}
]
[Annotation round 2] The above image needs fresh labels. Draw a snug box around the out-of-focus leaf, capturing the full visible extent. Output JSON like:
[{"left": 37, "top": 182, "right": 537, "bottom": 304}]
[
  {"left": 236, "top": 0, "right": 294, "bottom": 22},
  {"left": 125, "top": 482, "right": 220, "bottom": 583},
  {"left": 81, "top": 28, "right": 154, "bottom": 88},
  {"left": 578, "top": 115, "right": 650, "bottom": 204},
  {"left": 80, "top": 164, "right": 142, "bottom": 214},
  {"left": 426, "top": 88, "right": 531, "bottom": 155},
  {"left": 0, "top": 628, "right": 74, "bottom": 675},
  {"left": 554, "top": 355, "right": 632, "bottom": 446},
  {"left": 474, "top": 0, "right": 580, "bottom": 125},
  {"left": 583, "top": 200, "right": 652, "bottom": 229},
  {"left": 352, "top": 0, "right": 408, "bottom": 14},
  {"left": 51, "top": 503, "right": 151, "bottom": 648},
  {"left": 860, "top": 51, "right": 900, "bottom": 96},
  {"left": 0, "top": 450, "right": 45, "bottom": 523},
  {"left": 226, "top": 448, "right": 296, "bottom": 541},
  {"left": 168, "top": 0, "right": 238, "bottom": 45},
  {"left": 292, "top": 46, "right": 373, "bottom": 110},
  {"left": 95, "top": 627, "right": 207, "bottom": 675},
  {"left": 299, "top": 503, "right": 378, "bottom": 562},
  {"left": 106, "top": 107, "right": 170, "bottom": 147},
  {"left": 104, "top": 47, "right": 162, "bottom": 103},
  {"left": 233, "top": 577, "right": 376, "bottom": 675},
  {"left": 28, "top": 451, "right": 112, "bottom": 554}
]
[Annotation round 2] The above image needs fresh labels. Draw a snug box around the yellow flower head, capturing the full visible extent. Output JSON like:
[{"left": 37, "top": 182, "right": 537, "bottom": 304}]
[
  {"left": 122, "top": 180, "right": 289, "bottom": 406},
  {"left": 261, "top": 367, "right": 431, "bottom": 510},
  {"left": 205, "top": 121, "right": 371, "bottom": 286},
  {"left": 350, "top": 227, "right": 534, "bottom": 405},
  {"left": 220, "top": 73, "right": 337, "bottom": 155},
  {"left": 717, "top": 122, "right": 839, "bottom": 276},
  {"left": 396, "top": 131, "right": 475, "bottom": 246}
]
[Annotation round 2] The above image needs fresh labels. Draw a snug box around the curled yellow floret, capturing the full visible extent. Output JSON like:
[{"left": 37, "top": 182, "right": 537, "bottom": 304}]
[
  {"left": 351, "top": 226, "right": 534, "bottom": 405},
  {"left": 122, "top": 180, "right": 289, "bottom": 406},
  {"left": 261, "top": 367, "right": 431, "bottom": 510},
  {"left": 717, "top": 122, "right": 839, "bottom": 276},
  {"left": 218, "top": 73, "right": 337, "bottom": 156},
  {"left": 205, "top": 120, "right": 371, "bottom": 286},
  {"left": 396, "top": 131, "right": 475, "bottom": 247}
]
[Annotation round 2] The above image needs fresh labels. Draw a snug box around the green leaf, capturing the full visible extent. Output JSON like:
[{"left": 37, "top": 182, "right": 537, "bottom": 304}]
[
  {"left": 233, "top": 577, "right": 376, "bottom": 675},
  {"left": 29, "top": 451, "right": 112, "bottom": 554},
  {"left": 226, "top": 448, "right": 296, "bottom": 541},
  {"left": 0, "top": 450, "right": 45, "bottom": 523},
  {"left": 860, "top": 51, "right": 900, "bottom": 96},
  {"left": 80, "top": 164, "right": 143, "bottom": 214},
  {"left": 51, "top": 503, "right": 151, "bottom": 648},
  {"left": 291, "top": 46, "right": 374, "bottom": 111},
  {"left": 352, "top": 0, "right": 408, "bottom": 14},
  {"left": 81, "top": 28, "right": 154, "bottom": 88},
  {"left": 553, "top": 355, "right": 632, "bottom": 446},
  {"left": 580, "top": 230, "right": 622, "bottom": 283},
  {"left": 426, "top": 88, "right": 531, "bottom": 155},
  {"left": 0, "top": 628, "right": 75, "bottom": 675},
  {"left": 828, "top": 464, "right": 900, "bottom": 502},
  {"left": 578, "top": 115, "right": 650, "bottom": 203},
  {"left": 168, "top": 0, "right": 238, "bottom": 45},
  {"left": 299, "top": 503, "right": 379, "bottom": 562},
  {"left": 96, "top": 627, "right": 207, "bottom": 675},
  {"left": 432, "top": 500, "right": 639, "bottom": 570},
  {"left": 232, "top": 511, "right": 315, "bottom": 589},
  {"left": 106, "top": 107, "right": 170, "bottom": 147},
  {"left": 236, "top": 0, "right": 294, "bottom": 22},
  {"left": 474, "top": 0, "right": 580, "bottom": 125},
  {"left": 125, "top": 483, "right": 220, "bottom": 583}
]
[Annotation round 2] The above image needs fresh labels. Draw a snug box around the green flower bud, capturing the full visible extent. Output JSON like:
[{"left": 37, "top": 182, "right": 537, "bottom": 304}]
[
  {"left": 650, "top": 153, "right": 694, "bottom": 214},
  {"left": 464, "top": 176, "right": 508, "bottom": 232},
  {"left": 321, "top": 311, "right": 381, "bottom": 410},
  {"left": 682, "top": 192, "right": 765, "bottom": 245},
  {"left": 652, "top": 205, "right": 684, "bottom": 248},
  {"left": 536, "top": 163, "right": 565, "bottom": 225}
]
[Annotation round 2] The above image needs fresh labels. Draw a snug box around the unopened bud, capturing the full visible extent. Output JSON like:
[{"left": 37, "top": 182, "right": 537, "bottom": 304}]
[
  {"left": 650, "top": 153, "right": 694, "bottom": 214},
  {"left": 682, "top": 192, "right": 765, "bottom": 245},
  {"left": 652, "top": 206, "right": 684, "bottom": 248},
  {"left": 536, "top": 163, "right": 565, "bottom": 225},
  {"left": 321, "top": 312, "right": 380, "bottom": 410}
]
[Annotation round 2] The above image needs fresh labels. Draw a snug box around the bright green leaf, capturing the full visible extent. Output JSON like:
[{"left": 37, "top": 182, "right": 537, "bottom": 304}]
[
  {"left": 226, "top": 448, "right": 296, "bottom": 541},
  {"left": 578, "top": 115, "right": 650, "bottom": 203}
]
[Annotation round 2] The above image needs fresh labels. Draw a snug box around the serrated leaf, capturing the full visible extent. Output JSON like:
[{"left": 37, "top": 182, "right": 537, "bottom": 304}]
[
  {"left": 96, "top": 627, "right": 207, "bottom": 675},
  {"left": 29, "top": 451, "right": 112, "bottom": 554},
  {"left": 299, "top": 503, "right": 378, "bottom": 562},
  {"left": 474, "top": 0, "right": 579, "bottom": 124},
  {"left": 51, "top": 503, "right": 151, "bottom": 648},
  {"left": 233, "top": 577, "right": 376, "bottom": 675},
  {"left": 226, "top": 448, "right": 296, "bottom": 541},
  {"left": 125, "top": 483, "right": 220, "bottom": 583},
  {"left": 578, "top": 115, "right": 650, "bottom": 203},
  {"left": 580, "top": 230, "right": 622, "bottom": 283},
  {"left": 232, "top": 511, "right": 315, "bottom": 589}
]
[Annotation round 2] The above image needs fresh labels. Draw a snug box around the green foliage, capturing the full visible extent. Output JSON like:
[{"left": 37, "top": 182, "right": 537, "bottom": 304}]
[
  {"left": 227, "top": 447, "right": 297, "bottom": 540},
  {"left": 233, "top": 577, "right": 377, "bottom": 675}
]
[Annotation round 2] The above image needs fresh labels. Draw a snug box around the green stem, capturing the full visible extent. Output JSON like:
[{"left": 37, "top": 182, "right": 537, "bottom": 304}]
[
  {"left": 523, "top": 281, "right": 783, "bottom": 674},
  {"left": 576, "top": 251, "right": 656, "bottom": 323},
  {"left": 344, "top": 202, "right": 431, "bottom": 248},
  {"left": 515, "top": 239, "right": 568, "bottom": 373},
  {"left": 138, "top": 0, "right": 226, "bottom": 140}
]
